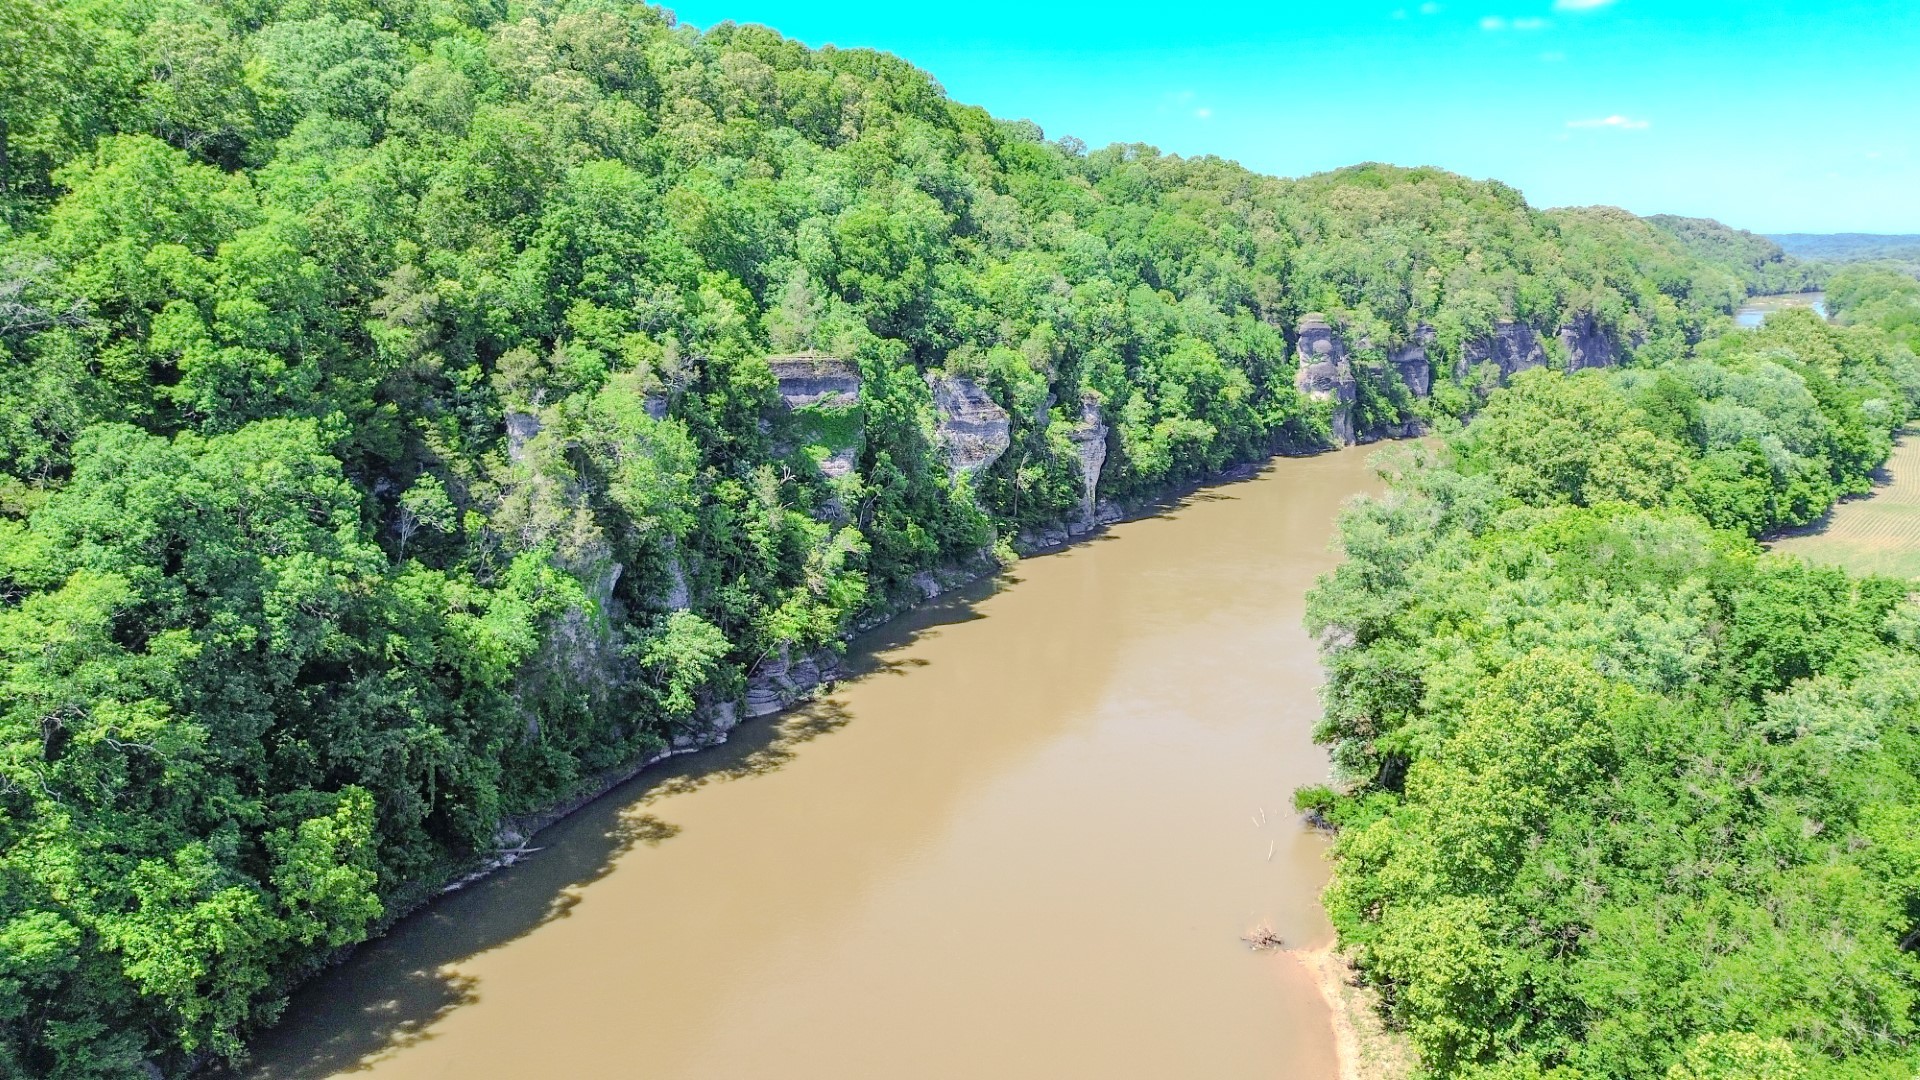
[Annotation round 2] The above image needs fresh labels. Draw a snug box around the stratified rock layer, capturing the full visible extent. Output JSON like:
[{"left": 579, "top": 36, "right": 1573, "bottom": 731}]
[
  {"left": 768, "top": 354, "right": 863, "bottom": 479},
  {"left": 768, "top": 354, "right": 862, "bottom": 409},
  {"left": 928, "top": 375, "right": 1012, "bottom": 479}
]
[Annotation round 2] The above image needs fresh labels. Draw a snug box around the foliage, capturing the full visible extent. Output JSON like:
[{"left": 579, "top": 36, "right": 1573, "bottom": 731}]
[
  {"left": 0, "top": 0, "right": 1820, "bottom": 1072},
  {"left": 1646, "top": 214, "right": 1821, "bottom": 295},
  {"left": 1305, "top": 314, "right": 1920, "bottom": 1078}
]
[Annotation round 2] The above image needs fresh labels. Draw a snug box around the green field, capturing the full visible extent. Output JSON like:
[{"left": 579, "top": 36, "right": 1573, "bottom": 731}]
[{"left": 1771, "top": 435, "right": 1920, "bottom": 578}]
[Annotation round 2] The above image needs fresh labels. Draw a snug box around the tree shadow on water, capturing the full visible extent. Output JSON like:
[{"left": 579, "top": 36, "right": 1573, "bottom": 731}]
[{"left": 235, "top": 577, "right": 1000, "bottom": 1079}]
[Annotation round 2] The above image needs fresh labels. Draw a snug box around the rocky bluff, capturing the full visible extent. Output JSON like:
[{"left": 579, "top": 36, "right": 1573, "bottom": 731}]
[
  {"left": 608, "top": 314, "right": 1629, "bottom": 750},
  {"left": 1298, "top": 311, "right": 1625, "bottom": 447}
]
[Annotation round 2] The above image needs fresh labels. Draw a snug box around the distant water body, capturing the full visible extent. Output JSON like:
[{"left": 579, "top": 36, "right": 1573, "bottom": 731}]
[
  {"left": 1735, "top": 292, "right": 1827, "bottom": 328},
  {"left": 238, "top": 446, "right": 1390, "bottom": 1080}
]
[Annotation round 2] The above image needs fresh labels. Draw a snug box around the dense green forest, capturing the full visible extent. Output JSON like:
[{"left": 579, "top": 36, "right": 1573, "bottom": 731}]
[
  {"left": 1830, "top": 264, "right": 1920, "bottom": 353},
  {"left": 0, "top": 0, "right": 1844, "bottom": 1074},
  {"left": 1646, "top": 215, "right": 1822, "bottom": 296},
  {"left": 1302, "top": 307, "right": 1920, "bottom": 1078}
]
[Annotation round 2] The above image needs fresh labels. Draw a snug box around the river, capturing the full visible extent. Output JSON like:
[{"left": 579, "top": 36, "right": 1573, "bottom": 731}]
[
  {"left": 239, "top": 444, "right": 1388, "bottom": 1080},
  {"left": 1735, "top": 291, "right": 1827, "bottom": 328}
]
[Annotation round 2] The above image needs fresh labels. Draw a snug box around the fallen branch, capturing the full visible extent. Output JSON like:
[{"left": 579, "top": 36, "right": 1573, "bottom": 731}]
[{"left": 1243, "top": 923, "right": 1285, "bottom": 951}]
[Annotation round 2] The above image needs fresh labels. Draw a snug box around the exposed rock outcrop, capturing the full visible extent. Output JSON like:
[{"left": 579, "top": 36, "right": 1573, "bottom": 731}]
[
  {"left": 1294, "top": 314, "right": 1357, "bottom": 445},
  {"left": 1389, "top": 324, "right": 1436, "bottom": 398},
  {"left": 768, "top": 354, "right": 863, "bottom": 480},
  {"left": 745, "top": 644, "right": 843, "bottom": 718},
  {"left": 1067, "top": 394, "right": 1109, "bottom": 530},
  {"left": 505, "top": 410, "right": 541, "bottom": 465},
  {"left": 928, "top": 374, "right": 1012, "bottom": 479},
  {"left": 1458, "top": 321, "right": 1548, "bottom": 380},
  {"left": 1557, "top": 313, "right": 1618, "bottom": 371},
  {"left": 767, "top": 353, "right": 861, "bottom": 409}
]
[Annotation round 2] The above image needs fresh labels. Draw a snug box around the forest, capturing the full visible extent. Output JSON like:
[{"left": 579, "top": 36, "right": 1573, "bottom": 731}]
[
  {"left": 1303, "top": 306, "right": 1920, "bottom": 1078},
  {"left": 0, "top": 0, "right": 1898, "bottom": 1075}
]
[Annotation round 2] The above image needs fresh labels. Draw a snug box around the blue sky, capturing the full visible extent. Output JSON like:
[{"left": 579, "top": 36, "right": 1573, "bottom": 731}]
[{"left": 666, "top": 0, "right": 1920, "bottom": 233}]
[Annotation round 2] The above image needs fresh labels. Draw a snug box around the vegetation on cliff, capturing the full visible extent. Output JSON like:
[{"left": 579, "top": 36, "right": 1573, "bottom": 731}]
[
  {"left": 0, "top": 0, "right": 1835, "bottom": 1073},
  {"left": 1303, "top": 309, "right": 1920, "bottom": 1078}
]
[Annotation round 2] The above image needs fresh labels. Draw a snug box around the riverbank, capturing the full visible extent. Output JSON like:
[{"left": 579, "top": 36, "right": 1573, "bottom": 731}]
[
  {"left": 1295, "top": 946, "right": 1417, "bottom": 1080},
  {"left": 238, "top": 443, "right": 1385, "bottom": 1080}
]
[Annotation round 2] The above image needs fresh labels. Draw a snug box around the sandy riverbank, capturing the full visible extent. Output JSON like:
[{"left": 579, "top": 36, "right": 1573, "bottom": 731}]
[{"left": 1295, "top": 945, "right": 1417, "bottom": 1080}]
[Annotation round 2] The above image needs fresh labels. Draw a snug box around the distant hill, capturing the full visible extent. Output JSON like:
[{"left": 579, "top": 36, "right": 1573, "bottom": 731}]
[
  {"left": 1646, "top": 214, "right": 1820, "bottom": 294},
  {"left": 1769, "top": 233, "right": 1920, "bottom": 264}
]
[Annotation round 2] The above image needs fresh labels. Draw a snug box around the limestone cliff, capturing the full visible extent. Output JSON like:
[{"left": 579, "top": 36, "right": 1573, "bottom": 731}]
[
  {"left": 745, "top": 644, "right": 843, "bottom": 718},
  {"left": 928, "top": 374, "right": 1012, "bottom": 480},
  {"left": 1389, "top": 325, "right": 1436, "bottom": 399},
  {"left": 769, "top": 354, "right": 863, "bottom": 479},
  {"left": 505, "top": 410, "right": 541, "bottom": 464},
  {"left": 1068, "top": 394, "right": 1110, "bottom": 530},
  {"left": 1458, "top": 321, "right": 1548, "bottom": 380},
  {"left": 767, "top": 353, "right": 862, "bottom": 408},
  {"left": 1294, "top": 314, "right": 1358, "bottom": 445},
  {"left": 1557, "top": 313, "right": 1619, "bottom": 371}
]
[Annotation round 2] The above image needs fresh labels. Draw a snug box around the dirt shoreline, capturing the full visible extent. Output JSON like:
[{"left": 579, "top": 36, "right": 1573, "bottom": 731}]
[{"left": 1294, "top": 945, "right": 1417, "bottom": 1080}]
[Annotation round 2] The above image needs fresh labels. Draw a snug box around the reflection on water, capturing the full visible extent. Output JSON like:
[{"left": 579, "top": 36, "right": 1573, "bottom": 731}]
[
  {"left": 1735, "top": 291, "right": 1827, "bottom": 328},
  {"left": 240, "top": 445, "right": 1389, "bottom": 1080}
]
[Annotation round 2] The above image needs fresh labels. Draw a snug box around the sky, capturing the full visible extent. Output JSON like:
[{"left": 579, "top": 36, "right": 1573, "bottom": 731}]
[{"left": 665, "top": 0, "right": 1920, "bottom": 234}]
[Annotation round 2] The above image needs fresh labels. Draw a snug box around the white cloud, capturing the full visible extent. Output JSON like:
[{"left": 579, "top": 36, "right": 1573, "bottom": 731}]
[
  {"left": 1554, "top": 0, "right": 1614, "bottom": 8},
  {"left": 1481, "top": 15, "right": 1507, "bottom": 29},
  {"left": 1514, "top": 16, "right": 1549, "bottom": 29},
  {"left": 1540, "top": 50, "right": 1567, "bottom": 61},
  {"left": 1567, "top": 114, "right": 1651, "bottom": 130},
  {"left": 1483, "top": 14, "right": 1548, "bottom": 31},
  {"left": 1420, "top": 1, "right": 1443, "bottom": 13},
  {"left": 1195, "top": 107, "right": 1213, "bottom": 120}
]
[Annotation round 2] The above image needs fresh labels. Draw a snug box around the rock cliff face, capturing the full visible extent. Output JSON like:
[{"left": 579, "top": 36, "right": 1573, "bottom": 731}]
[
  {"left": 767, "top": 354, "right": 862, "bottom": 408},
  {"left": 744, "top": 644, "right": 843, "bottom": 718},
  {"left": 1294, "top": 314, "right": 1358, "bottom": 445},
  {"left": 1390, "top": 325, "right": 1436, "bottom": 399},
  {"left": 1068, "top": 394, "right": 1110, "bottom": 529},
  {"left": 1458, "top": 321, "right": 1549, "bottom": 379},
  {"left": 769, "top": 354, "right": 863, "bottom": 479},
  {"left": 505, "top": 410, "right": 541, "bottom": 464},
  {"left": 928, "top": 375, "right": 1012, "bottom": 479},
  {"left": 1557, "top": 313, "right": 1618, "bottom": 371}
]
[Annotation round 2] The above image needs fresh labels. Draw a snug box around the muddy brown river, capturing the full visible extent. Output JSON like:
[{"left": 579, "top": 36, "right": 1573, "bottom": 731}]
[{"left": 241, "top": 444, "right": 1386, "bottom": 1080}]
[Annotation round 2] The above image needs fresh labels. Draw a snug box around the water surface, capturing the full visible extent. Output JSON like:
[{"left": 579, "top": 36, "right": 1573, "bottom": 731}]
[
  {"left": 1735, "top": 291, "right": 1827, "bottom": 328},
  {"left": 243, "top": 444, "right": 1388, "bottom": 1080}
]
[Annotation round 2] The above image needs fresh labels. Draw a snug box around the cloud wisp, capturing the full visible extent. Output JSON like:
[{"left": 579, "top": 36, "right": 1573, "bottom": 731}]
[
  {"left": 1554, "top": 0, "right": 1615, "bottom": 9},
  {"left": 1482, "top": 15, "right": 1551, "bottom": 30},
  {"left": 1567, "top": 114, "right": 1651, "bottom": 130}
]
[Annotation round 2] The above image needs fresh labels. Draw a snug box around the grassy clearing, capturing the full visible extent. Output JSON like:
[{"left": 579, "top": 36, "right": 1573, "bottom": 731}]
[{"left": 1772, "top": 435, "right": 1920, "bottom": 579}]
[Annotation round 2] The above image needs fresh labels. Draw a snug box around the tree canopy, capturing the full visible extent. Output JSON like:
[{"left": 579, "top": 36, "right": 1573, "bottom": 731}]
[{"left": 0, "top": 0, "right": 1872, "bottom": 1074}]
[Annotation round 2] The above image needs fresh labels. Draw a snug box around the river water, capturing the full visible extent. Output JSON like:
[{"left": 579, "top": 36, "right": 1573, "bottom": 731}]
[
  {"left": 241, "top": 444, "right": 1387, "bottom": 1080},
  {"left": 1735, "top": 291, "right": 1827, "bottom": 328}
]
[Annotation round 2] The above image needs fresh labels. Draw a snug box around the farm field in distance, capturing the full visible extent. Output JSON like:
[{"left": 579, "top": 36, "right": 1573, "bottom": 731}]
[{"left": 1773, "top": 433, "right": 1920, "bottom": 578}]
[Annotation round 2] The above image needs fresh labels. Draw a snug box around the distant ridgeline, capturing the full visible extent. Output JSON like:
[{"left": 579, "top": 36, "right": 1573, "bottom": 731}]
[
  {"left": 1771, "top": 232, "right": 1920, "bottom": 267},
  {"left": 0, "top": 0, "right": 1879, "bottom": 1074}
]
